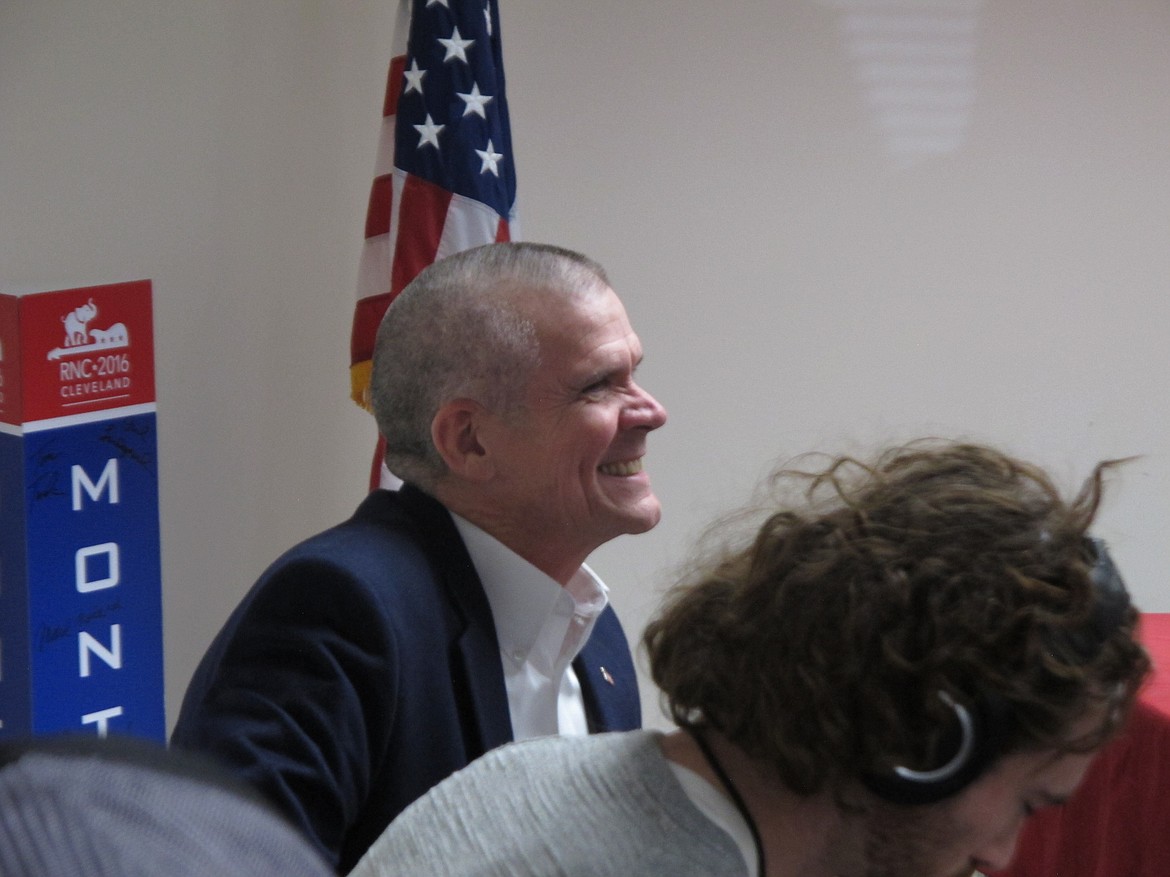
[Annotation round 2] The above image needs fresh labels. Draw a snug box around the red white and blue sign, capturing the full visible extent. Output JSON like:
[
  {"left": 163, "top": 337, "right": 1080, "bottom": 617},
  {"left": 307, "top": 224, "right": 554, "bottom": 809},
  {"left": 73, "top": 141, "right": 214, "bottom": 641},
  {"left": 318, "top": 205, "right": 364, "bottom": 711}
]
[{"left": 0, "top": 280, "right": 164, "bottom": 741}]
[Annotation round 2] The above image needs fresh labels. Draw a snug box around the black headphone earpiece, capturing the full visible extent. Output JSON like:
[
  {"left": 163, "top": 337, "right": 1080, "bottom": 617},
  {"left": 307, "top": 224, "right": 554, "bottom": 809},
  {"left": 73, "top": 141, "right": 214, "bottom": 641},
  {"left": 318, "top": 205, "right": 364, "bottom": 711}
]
[
  {"left": 860, "top": 536, "right": 1131, "bottom": 806},
  {"left": 861, "top": 689, "right": 1010, "bottom": 806}
]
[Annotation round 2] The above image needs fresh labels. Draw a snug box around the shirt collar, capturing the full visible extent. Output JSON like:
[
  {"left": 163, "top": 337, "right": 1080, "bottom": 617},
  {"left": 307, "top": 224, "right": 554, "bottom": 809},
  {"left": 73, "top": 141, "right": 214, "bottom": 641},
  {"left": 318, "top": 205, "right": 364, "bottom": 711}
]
[{"left": 450, "top": 513, "right": 609, "bottom": 669}]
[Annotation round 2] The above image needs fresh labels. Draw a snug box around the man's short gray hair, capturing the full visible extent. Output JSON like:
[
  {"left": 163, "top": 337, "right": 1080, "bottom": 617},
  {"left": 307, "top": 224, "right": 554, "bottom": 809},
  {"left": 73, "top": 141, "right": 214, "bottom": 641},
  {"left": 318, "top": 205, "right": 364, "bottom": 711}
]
[{"left": 370, "top": 242, "right": 610, "bottom": 489}]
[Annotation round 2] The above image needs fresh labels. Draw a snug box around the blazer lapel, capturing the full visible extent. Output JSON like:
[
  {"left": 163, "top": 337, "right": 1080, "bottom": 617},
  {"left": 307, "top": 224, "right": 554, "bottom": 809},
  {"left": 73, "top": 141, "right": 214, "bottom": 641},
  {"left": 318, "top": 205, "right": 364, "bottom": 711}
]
[
  {"left": 575, "top": 605, "right": 642, "bottom": 732},
  {"left": 397, "top": 484, "right": 514, "bottom": 754}
]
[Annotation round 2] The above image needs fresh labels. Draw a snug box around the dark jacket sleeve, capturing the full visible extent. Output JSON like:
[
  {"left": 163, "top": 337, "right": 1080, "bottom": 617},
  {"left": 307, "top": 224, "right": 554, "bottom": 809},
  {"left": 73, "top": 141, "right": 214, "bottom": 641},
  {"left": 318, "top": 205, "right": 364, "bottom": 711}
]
[{"left": 171, "top": 551, "right": 402, "bottom": 871}]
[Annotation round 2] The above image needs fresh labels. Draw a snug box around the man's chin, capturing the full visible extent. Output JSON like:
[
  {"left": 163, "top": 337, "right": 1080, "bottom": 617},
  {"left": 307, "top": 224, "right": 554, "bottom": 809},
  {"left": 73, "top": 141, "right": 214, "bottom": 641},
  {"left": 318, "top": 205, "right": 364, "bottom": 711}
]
[
  {"left": 594, "top": 484, "right": 662, "bottom": 536},
  {"left": 620, "top": 498, "right": 662, "bottom": 534}
]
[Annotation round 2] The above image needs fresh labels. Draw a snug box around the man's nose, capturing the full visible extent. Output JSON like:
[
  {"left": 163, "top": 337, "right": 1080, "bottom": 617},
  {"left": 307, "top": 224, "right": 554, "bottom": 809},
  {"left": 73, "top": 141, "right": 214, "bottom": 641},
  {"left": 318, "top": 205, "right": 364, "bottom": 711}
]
[
  {"left": 623, "top": 382, "right": 667, "bottom": 431},
  {"left": 970, "top": 821, "right": 1025, "bottom": 875}
]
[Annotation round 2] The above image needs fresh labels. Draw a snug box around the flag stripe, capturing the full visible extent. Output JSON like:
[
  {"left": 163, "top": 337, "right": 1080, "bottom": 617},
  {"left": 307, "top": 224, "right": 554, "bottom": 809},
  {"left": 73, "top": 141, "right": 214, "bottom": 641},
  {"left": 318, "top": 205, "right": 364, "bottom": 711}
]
[
  {"left": 349, "top": 290, "right": 393, "bottom": 367},
  {"left": 390, "top": 174, "right": 452, "bottom": 294},
  {"left": 383, "top": 55, "right": 406, "bottom": 119},
  {"left": 364, "top": 174, "right": 395, "bottom": 238},
  {"left": 436, "top": 189, "right": 511, "bottom": 258},
  {"left": 373, "top": 113, "right": 397, "bottom": 177}
]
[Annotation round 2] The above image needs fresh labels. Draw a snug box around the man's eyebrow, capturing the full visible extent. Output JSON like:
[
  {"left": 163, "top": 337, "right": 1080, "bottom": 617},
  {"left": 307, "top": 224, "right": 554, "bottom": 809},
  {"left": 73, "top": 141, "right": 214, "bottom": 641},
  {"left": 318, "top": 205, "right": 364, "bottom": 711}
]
[{"left": 589, "top": 349, "right": 643, "bottom": 376}]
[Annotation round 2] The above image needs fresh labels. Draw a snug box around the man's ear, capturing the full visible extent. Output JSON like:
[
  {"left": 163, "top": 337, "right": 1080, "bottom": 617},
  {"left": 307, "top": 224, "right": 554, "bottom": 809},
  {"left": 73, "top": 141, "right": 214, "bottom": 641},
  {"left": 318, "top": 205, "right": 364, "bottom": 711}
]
[{"left": 431, "top": 398, "right": 494, "bottom": 481}]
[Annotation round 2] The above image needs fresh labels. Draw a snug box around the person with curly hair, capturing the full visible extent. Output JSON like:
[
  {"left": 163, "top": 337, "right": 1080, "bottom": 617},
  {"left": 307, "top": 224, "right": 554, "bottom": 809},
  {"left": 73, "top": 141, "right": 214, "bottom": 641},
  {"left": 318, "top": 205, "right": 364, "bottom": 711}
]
[{"left": 350, "top": 440, "right": 1150, "bottom": 877}]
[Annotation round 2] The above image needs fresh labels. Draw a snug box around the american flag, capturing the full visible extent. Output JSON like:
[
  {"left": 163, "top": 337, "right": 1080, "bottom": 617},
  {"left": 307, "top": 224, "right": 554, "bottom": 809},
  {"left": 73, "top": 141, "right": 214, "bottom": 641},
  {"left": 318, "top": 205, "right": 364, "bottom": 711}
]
[{"left": 351, "top": 0, "right": 518, "bottom": 487}]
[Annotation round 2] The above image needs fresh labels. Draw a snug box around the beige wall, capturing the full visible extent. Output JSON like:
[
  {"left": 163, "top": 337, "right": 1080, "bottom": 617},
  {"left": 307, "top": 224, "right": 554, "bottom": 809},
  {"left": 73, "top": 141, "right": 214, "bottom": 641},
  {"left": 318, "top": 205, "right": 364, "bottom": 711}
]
[{"left": 2, "top": 0, "right": 1167, "bottom": 731}]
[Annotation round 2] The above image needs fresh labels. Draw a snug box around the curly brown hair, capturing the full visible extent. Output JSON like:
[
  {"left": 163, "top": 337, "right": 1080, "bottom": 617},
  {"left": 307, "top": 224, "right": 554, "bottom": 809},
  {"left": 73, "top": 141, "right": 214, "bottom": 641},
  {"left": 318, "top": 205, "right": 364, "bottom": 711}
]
[{"left": 644, "top": 440, "right": 1150, "bottom": 798}]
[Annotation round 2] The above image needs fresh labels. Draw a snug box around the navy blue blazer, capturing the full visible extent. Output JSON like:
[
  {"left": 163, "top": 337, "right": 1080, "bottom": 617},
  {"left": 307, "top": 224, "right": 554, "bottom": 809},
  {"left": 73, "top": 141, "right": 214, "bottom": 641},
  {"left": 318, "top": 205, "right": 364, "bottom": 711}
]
[{"left": 171, "top": 485, "right": 641, "bottom": 873}]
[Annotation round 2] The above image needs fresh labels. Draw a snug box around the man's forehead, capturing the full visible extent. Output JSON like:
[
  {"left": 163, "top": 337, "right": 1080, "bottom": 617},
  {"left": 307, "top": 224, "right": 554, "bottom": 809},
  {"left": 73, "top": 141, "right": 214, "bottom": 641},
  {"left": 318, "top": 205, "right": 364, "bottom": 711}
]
[{"left": 530, "top": 286, "right": 631, "bottom": 336}]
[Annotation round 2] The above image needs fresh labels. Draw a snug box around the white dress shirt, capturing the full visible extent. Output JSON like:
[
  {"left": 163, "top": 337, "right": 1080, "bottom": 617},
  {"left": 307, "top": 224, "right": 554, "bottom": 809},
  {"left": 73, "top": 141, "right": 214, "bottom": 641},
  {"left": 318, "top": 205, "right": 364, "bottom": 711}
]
[{"left": 451, "top": 514, "right": 609, "bottom": 740}]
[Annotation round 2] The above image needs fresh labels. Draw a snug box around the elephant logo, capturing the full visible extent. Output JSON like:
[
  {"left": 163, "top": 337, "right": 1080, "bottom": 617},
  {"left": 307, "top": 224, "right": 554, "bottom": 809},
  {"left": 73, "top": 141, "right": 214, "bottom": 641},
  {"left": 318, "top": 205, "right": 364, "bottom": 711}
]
[
  {"left": 47, "top": 299, "right": 131, "bottom": 361},
  {"left": 62, "top": 298, "right": 99, "bottom": 347}
]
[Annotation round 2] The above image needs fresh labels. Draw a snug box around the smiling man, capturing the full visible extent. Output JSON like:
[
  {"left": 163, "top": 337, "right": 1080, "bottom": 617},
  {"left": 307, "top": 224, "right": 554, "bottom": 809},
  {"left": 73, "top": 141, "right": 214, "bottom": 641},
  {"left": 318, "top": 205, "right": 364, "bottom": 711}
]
[{"left": 172, "top": 243, "right": 667, "bottom": 873}]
